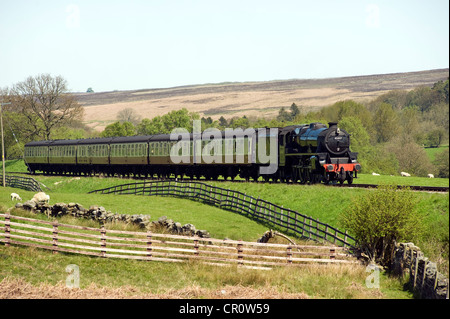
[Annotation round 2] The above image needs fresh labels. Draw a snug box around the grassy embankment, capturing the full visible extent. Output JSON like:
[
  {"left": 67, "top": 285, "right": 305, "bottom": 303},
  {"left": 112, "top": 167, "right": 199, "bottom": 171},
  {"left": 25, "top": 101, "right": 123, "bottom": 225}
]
[{"left": 0, "top": 159, "right": 448, "bottom": 298}]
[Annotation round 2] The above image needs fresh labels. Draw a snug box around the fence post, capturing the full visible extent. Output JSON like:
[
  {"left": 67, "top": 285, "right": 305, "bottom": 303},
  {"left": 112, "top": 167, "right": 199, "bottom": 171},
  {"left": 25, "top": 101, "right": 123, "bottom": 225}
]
[
  {"left": 344, "top": 230, "right": 348, "bottom": 248},
  {"left": 237, "top": 240, "right": 243, "bottom": 266},
  {"left": 147, "top": 230, "right": 152, "bottom": 260},
  {"left": 52, "top": 220, "right": 59, "bottom": 254},
  {"left": 308, "top": 219, "right": 312, "bottom": 240},
  {"left": 287, "top": 246, "right": 292, "bottom": 264},
  {"left": 194, "top": 236, "right": 199, "bottom": 257},
  {"left": 330, "top": 248, "right": 335, "bottom": 260},
  {"left": 316, "top": 218, "right": 321, "bottom": 243},
  {"left": 101, "top": 225, "right": 106, "bottom": 258},
  {"left": 4, "top": 210, "right": 10, "bottom": 247}
]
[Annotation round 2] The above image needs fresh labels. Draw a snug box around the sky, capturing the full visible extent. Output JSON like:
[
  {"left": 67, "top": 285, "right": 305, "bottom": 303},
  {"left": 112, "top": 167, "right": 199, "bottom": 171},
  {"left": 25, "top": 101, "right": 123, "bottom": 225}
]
[{"left": 0, "top": 0, "right": 448, "bottom": 93}]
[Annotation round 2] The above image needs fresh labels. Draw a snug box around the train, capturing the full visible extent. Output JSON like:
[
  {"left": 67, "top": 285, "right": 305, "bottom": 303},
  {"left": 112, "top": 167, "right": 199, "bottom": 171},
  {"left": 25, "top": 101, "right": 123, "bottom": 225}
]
[{"left": 24, "top": 122, "right": 361, "bottom": 184}]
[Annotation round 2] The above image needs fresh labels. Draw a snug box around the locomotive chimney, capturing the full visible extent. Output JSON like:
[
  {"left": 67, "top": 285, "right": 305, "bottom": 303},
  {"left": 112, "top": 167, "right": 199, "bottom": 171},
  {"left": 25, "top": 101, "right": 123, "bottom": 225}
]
[{"left": 328, "top": 122, "right": 338, "bottom": 128}]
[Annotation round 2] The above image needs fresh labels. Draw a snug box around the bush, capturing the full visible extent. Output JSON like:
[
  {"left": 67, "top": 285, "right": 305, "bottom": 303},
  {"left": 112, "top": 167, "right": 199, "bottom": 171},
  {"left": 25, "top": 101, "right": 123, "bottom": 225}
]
[
  {"left": 433, "top": 148, "right": 449, "bottom": 178},
  {"left": 339, "top": 185, "right": 423, "bottom": 266}
]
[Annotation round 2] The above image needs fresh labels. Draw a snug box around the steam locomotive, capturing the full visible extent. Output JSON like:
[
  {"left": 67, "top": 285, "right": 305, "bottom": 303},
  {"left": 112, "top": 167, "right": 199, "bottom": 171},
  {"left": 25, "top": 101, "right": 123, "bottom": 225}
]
[{"left": 24, "top": 122, "right": 360, "bottom": 184}]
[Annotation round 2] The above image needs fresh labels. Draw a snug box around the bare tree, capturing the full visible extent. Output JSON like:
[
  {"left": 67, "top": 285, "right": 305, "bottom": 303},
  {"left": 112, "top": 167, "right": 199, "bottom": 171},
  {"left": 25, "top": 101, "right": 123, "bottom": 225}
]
[
  {"left": 9, "top": 74, "right": 84, "bottom": 140},
  {"left": 117, "top": 107, "right": 141, "bottom": 126}
]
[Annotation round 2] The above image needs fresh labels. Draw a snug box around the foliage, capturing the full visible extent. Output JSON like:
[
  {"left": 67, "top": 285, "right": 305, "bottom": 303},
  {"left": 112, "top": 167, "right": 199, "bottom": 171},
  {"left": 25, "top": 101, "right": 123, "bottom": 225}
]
[
  {"left": 7, "top": 74, "right": 84, "bottom": 140},
  {"left": 101, "top": 121, "right": 136, "bottom": 137},
  {"left": 433, "top": 148, "right": 449, "bottom": 178},
  {"left": 277, "top": 103, "right": 301, "bottom": 122},
  {"left": 117, "top": 108, "right": 142, "bottom": 126},
  {"left": 339, "top": 185, "right": 423, "bottom": 265},
  {"left": 384, "top": 135, "right": 434, "bottom": 177},
  {"left": 136, "top": 108, "right": 199, "bottom": 135}
]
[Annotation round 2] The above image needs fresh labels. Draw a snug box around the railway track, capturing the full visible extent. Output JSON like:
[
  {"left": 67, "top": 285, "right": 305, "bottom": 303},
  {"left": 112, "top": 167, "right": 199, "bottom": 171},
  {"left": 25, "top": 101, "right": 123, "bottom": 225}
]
[
  {"left": 328, "top": 183, "right": 449, "bottom": 192},
  {"left": 7, "top": 171, "right": 449, "bottom": 193}
]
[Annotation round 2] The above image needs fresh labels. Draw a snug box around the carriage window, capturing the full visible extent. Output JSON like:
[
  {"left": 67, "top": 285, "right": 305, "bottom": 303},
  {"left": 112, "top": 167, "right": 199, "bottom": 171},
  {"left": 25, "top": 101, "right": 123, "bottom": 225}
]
[{"left": 236, "top": 138, "right": 244, "bottom": 155}]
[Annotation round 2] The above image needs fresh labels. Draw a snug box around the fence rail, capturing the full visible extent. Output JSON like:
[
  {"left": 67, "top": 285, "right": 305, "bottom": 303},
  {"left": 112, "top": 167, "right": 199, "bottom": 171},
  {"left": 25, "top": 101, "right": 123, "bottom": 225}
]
[
  {"left": 89, "top": 180, "right": 356, "bottom": 249},
  {"left": 0, "top": 175, "right": 42, "bottom": 192},
  {"left": 0, "top": 212, "right": 356, "bottom": 268}
]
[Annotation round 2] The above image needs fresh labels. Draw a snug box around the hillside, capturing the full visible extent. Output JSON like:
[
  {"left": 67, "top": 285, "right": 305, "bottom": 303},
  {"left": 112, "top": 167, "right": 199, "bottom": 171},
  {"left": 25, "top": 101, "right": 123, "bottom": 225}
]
[{"left": 76, "top": 68, "right": 449, "bottom": 131}]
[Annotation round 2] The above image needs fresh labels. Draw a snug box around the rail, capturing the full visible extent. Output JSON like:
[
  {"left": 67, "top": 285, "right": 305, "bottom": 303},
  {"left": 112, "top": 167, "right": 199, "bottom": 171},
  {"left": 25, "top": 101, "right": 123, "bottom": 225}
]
[
  {"left": 88, "top": 180, "right": 357, "bottom": 249},
  {"left": 0, "top": 175, "right": 43, "bottom": 192},
  {"left": 0, "top": 212, "right": 357, "bottom": 268}
]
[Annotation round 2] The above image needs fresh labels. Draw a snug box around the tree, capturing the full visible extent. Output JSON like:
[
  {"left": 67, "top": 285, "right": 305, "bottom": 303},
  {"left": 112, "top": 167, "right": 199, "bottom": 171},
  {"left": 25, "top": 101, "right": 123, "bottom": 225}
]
[
  {"left": 373, "top": 103, "right": 400, "bottom": 143},
  {"left": 117, "top": 108, "right": 141, "bottom": 126},
  {"left": 136, "top": 117, "right": 164, "bottom": 135},
  {"left": 277, "top": 107, "right": 291, "bottom": 122},
  {"left": 290, "top": 103, "right": 300, "bottom": 118},
  {"left": 101, "top": 121, "right": 135, "bottom": 137},
  {"left": 218, "top": 116, "right": 228, "bottom": 128},
  {"left": 384, "top": 135, "right": 434, "bottom": 176},
  {"left": 9, "top": 74, "right": 84, "bottom": 140},
  {"left": 339, "top": 116, "right": 369, "bottom": 153},
  {"left": 433, "top": 148, "right": 449, "bottom": 178},
  {"left": 135, "top": 108, "right": 200, "bottom": 135},
  {"left": 229, "top": 116, "right": 250, "bottom": 129},
  {"left": 339, "top": 185, "right": 422, "bottom": 265},
  {"left": 86, "top": 87, "right": 94, "bottom": 93}
]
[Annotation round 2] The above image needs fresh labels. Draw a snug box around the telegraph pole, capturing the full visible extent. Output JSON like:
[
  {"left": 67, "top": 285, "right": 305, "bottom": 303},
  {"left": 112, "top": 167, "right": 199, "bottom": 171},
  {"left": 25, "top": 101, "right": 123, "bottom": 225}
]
[{"left": 1, "top": 100, "right": 11, "bottom": 187}]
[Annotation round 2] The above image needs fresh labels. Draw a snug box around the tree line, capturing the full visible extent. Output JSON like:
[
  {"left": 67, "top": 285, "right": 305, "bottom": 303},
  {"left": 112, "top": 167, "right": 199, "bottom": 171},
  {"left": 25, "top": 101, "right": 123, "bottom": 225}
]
[{"left": 1, "top": 74, "right": 448, "bottom": 177}]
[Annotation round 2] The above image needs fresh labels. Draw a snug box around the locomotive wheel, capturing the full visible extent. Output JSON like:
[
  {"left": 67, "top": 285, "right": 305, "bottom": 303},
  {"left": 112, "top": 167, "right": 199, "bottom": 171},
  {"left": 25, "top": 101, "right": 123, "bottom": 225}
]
[
  {"left": 339, "top": 167, "right": 346, "bottom": 184},
  {"left": 346, "top": 172, "right": 354, "bottom": 184},
  {"left": 291, "top": 168, "right": 298, "bottom": 183}
]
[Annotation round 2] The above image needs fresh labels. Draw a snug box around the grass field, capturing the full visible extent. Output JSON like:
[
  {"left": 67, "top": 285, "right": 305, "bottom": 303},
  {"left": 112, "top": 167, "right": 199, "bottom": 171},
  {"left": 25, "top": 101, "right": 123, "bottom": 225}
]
[
  {"left": 424, "top": 145, "right": 449, "bottom": 162},
  {"left": 0, "top": 160, "right": 448, "bottom": 299}
]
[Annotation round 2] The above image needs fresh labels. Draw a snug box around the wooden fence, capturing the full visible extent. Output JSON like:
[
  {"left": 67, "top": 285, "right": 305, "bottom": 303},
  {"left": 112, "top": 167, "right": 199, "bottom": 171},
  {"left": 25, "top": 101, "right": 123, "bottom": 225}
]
[
  {"left": 0, "top": 212, "right": 357, "bottom": 268},
  {"left": 0, "top": 174, "right": 43, "bottom": 192},
  {"left": 88, "top": 180, "right": 356, "bottom": 249}
]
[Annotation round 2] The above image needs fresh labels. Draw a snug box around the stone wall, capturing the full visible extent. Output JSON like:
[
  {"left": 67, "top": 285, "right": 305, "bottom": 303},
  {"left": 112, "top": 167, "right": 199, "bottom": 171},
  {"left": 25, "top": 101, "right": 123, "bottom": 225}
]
[
  {"left": 14, "top": 201, "right": 210, "bottom": 238},
  {"left": 391, "top": 242, "right": 449, "bottom": 299}
]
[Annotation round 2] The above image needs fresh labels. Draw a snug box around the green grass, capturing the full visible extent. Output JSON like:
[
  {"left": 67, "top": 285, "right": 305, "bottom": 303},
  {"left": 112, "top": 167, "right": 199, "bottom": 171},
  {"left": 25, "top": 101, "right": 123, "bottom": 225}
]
[
  {"left": 0, "top": 166, "right": 448, "bottom": 299},
  {"left": 424, "top": 144, "right": 449, "bottom": 162},
  {"left": 1, "top": 186, "right": 268, "bottom": 242},
  {"left": 355, "top": 173, "right": 449, "bottom": 187},
  {"left": 0, "top": 244, "right": 413, "bottom": 299}
]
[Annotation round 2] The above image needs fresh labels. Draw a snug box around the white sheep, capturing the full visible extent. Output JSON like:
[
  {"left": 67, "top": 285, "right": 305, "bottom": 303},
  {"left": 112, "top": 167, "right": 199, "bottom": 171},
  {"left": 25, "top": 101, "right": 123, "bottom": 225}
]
[
  {"left": 11, "top": 193, "right": 22, "bottom": 201},
  {"left": 372, "top": 172, "right": 380, "bottom": 176},
  {"left": 31, "top": 192, "right": 50, "bottom": 204},
  {"left": 401, "top": 172, "right": 411, "bottom": 177},
  {"left": 427, "top": 174, "right": 434, "bottom": 178}
]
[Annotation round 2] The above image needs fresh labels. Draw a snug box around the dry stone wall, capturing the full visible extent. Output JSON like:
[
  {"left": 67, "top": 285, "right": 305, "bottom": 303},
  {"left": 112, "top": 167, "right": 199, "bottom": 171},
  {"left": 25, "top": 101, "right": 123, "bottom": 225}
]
[
  {"left": 14, "top": 201, "right": 210, "bottom": 238},
  {"left": 392, "top": 242, "right": 448, "bottom": 299}
]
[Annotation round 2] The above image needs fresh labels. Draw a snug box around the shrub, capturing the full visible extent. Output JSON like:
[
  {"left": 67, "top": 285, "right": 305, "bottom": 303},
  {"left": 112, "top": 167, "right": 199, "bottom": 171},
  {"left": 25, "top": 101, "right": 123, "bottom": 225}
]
[{"left": 339, "top": 185, "right": 423, "bottom": 266}]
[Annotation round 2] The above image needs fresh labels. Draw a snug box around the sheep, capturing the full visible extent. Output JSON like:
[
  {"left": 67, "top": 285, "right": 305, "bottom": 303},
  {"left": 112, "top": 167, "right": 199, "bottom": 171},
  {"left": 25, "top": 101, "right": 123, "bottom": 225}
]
[
  {"left": 31, "top": 192, "right": 50, "bottom": 204},
  {"left": 372, "top": 172, "right": 380, "bottom": 176},
  {"left": 401, "top": 172, "right": 411, "bottom": 177},
  {"left": 427, "top": 174, "right": 434, "bottom": 178},
  {"left": 11, "top": 193, "right": 22, "bottom": 201}
]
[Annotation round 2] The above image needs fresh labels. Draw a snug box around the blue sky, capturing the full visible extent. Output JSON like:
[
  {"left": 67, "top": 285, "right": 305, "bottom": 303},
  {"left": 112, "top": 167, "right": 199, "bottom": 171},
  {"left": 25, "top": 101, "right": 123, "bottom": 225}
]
[{"left": 0, "top": 0, "right": 448, "bottom": 93}]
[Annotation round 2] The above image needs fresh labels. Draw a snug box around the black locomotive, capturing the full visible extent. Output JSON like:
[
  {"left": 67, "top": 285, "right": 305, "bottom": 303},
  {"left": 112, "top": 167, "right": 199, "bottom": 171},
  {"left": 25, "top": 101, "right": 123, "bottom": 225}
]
[{"left": 24, "top": 122, "right": 360, "bottom": 184}]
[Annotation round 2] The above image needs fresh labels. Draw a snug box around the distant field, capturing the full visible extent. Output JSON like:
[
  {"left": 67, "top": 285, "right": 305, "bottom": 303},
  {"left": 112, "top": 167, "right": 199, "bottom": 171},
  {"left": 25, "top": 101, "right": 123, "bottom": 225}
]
[
  {"left": 75, "top": 68, "right": 449, "bottom": 131},
  {"left": 424, "top": 145, "right": 449, "bottom": 162}
]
